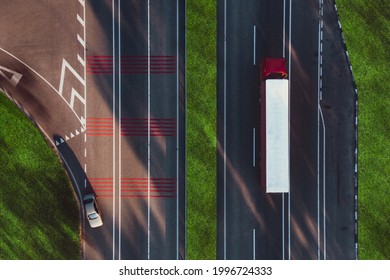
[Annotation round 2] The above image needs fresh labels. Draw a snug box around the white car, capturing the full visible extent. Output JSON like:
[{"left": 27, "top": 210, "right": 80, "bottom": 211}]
[{"left": 83, "top": 194, "right": 103, "bottom": 228}]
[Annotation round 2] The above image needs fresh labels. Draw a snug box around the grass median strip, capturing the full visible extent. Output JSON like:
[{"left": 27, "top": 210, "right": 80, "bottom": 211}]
[
  {"left": 187, "top": 0, "right": 217, "bottom": 259},
  {"left": 0, "top": 92, "right": 80, "bottom": 259},
  {"left": 336, "top": 0, "right": 390, "bottom": 259}
]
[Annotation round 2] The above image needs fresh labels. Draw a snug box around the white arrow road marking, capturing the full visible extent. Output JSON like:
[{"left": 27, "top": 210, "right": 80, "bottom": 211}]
[{"left": 0, "top": 65, "right": 23, "bottom": 87}]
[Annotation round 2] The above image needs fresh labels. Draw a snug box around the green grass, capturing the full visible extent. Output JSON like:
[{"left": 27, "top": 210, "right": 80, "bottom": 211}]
[
  {"left": 336, "top": 0, "right": 390, "bottom": 259},
  {"left": 187, "top": 0, "right": 217, "bottom": 259},
  {"left": 0, "top": 92, "right": 80, "bottom": 259}
]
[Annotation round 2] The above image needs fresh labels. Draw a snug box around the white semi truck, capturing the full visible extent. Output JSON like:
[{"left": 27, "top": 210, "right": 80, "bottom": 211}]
[{"left": 260, "top": 58, "right": 290, "bottom": 193}]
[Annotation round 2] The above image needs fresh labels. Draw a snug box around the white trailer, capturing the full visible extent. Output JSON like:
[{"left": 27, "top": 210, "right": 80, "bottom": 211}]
[{"left": 260, "top": 58, "right": 290, "bottom": 193}]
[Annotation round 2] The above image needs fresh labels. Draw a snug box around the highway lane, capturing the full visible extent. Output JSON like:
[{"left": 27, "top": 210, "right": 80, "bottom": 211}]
[
  {"left": 84, "top": 0, "right": 185, "bottom": 260},
  {"left": 217, "top": 0, "right": 356, "bottom": 259},
  {"left": 319, "top": 0, "right": 357, "bottom": 259},
  {"left": 217, "top": 0, "right": 285, "bottom": 260},
  {"left": 0, "top": 0, "right": 185, "bottom": 260}
]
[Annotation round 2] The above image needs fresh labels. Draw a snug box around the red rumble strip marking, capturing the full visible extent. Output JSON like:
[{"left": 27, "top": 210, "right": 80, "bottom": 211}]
[
  {"left": 121, "top": 56, "right": 176, "bottom": 74},
  {"left": 86, "top": 55, "right": 176, "bottom": 75},
  {"left": 86, "top": 55, "right": 113, "bottom": 75},
  {"left": 86, "top": 117, "right": 113, "bottom": 136},
  {"left": 121, "top": 178, "right": 176, "bottom": 198},
  {"left": 121, "top": 118, "right": 176, "bottom": 137},
  {"left": 90, "top": 178, "right": 113, "bottom": 198}
]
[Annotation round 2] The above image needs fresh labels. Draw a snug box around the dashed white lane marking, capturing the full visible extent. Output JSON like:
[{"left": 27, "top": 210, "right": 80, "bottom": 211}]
[
  {"left": 253, "top": 229, "right": 256, "bottom": 260},
  {"left": 253, "top": 127, "right": 256, "bottom": 167},
  {"left": 253, "top": 25, "right": 256, "bottom": 65}
]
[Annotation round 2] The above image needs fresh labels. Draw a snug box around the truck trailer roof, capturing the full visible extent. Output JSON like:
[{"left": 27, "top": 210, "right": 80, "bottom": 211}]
[{"left": 264, "top": 79, "right": 289, "bottom": 193}]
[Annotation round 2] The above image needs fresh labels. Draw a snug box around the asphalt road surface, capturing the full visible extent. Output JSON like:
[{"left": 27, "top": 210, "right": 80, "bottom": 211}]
[
  {"left": 217, "top": 0, "right": 357, "bottom": 260},
  {"left": 0, "top": 0, "right": 185, "bottom": 260}
]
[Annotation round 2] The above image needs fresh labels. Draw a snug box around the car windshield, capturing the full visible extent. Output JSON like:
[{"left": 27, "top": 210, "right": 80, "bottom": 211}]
[{"left": 88, "top": 213, "right": 98, "bottom": 220}]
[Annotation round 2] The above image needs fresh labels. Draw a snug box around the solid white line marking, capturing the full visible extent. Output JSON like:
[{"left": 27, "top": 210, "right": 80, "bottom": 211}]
[
  {"left": 317, "top": 17, "right": 321, "bottom": 260},
  {"left": 253, "top": 229, "right": 256, "bottom": 260},
  {"left": 176, "top": 0, "right": 180, "bottom": 260},
  {"left": 77, "top": 14, "right": 85, "bottom": 26},
  {"left": 223, "top": 0, "right": 227, "bottom": 260},
  {"left": 282, "top": 193, "right": 285, "bottom": 259},
  {"left": 283, "top": 0, "right": 286, "bottom": 58},
  {"left": 77, "top": 34, "right": 85, "bottom": 48},
  {"left": 79, "top": 0, "right": 85, "bottom": 7},
  {"left": 118, "top": 0, "right": 122, "bottom": 260},
  {"left": 147, "top": 0, "right": 151, "bottom": 260},
  {"left": 112, "top": 0, "right": 116, "bottom": 260},
  {"left": 319, "top": 105, "right": 326, "bottom": 260},
  {"left": 253, "top": 127, "right": 256, "bottom": 167},
  {"left": 253, "top": 25, "right": 256, "bottom": 65},
  {"left": 282, "top": 0, "right": 286, "bottom": 258},
  {"left": 288, "top": 0, "right": 292, "bottom": 260}
]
